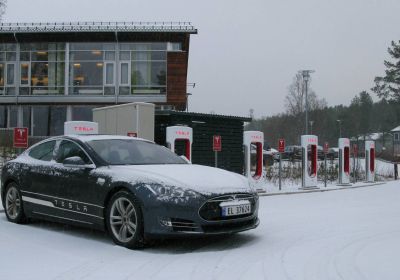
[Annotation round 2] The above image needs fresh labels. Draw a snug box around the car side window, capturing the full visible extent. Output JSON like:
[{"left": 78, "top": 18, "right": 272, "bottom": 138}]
[
  {"left": 56, "top": 140, "right": 92, "bottom": 164},
  {"left": 29, "top": 140, "right": 56, "bottom": 161}
]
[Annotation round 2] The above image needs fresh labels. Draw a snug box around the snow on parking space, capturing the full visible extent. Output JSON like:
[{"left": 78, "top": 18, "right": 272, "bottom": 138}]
[{"left": 0, "top": 181, "right": 400, "bottom": 280}]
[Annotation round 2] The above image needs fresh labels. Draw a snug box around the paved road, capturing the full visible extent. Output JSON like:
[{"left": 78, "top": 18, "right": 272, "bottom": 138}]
[{"left": 0, "top": 182, "right": 399, "bottom": 280}]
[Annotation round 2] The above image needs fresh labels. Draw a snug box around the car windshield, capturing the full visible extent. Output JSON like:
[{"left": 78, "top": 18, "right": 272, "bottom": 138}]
[{"left": 88, "top": 139, "right": 187, "bottom": 165}]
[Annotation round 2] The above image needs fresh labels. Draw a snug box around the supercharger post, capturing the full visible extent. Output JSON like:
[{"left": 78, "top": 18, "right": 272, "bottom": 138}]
[
  {"left": 64, "top": 121, "right": 99, "bottom": 135},
  {"left": 301, "top": 135, "right": 318, "bottom": 189},
  {"left": 365, "top": 140, "right": 375, "bottom": 182},
  {"left": 338, "top": 138, "right": 351, "bottom": 185},
  {"left": 166, "top": 126, "right": 193, "bottom": 162},
  {"left": 243, "top": 131, "right": 264, "bottom": 189}
]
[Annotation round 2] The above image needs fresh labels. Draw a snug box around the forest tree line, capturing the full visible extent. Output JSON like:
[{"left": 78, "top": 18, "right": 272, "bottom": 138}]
[{"left": 247, "top": 40, "right": 400, "bottom": 150}]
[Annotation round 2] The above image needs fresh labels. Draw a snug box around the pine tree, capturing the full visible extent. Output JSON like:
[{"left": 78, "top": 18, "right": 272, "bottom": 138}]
[{"left": 372, "top": 40, "right": 400, "bottom": 102}]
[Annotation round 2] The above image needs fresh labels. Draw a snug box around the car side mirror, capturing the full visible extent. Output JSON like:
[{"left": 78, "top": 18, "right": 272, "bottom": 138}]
[{"left": 63, "top": 156, "right": 86, "bottom": 166}]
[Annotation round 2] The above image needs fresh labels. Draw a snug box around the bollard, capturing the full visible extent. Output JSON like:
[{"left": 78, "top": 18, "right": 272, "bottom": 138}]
[
  {"left": 279, "top": 153, "right": 282, "bottom": 190},
  {"left": 324, "top": 153, "right": 327, "bottom": 188}
]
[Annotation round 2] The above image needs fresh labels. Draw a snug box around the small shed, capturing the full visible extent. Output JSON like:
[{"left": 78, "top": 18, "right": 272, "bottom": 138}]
[{"left": 155, "top": 110, "right": 251, "bottom": 174}]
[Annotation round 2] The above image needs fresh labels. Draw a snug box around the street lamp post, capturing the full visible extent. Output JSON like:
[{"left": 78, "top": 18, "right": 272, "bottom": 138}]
[
  {"left": 300, "top": 70, "right": 315, "bottom": 135},
  {"left": 186, "top": 93, "right": 192, "bottom": 112},
  {"left": 310, "top": 120, "right": 314, "bottom": 135}
]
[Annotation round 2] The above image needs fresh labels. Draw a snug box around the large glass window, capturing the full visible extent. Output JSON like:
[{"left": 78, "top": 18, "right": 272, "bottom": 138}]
[
  {"left": 19, "top": 43, "right": 65, "bottom": 95},
  {"left": 0, "top": 106, "right": 6, "bottom": 128},
  {"left": 0, "top": 45, "right": 16, "bottom": 95},
  {"left": 22, "top": 106, "right": 31, "bottom": 133},
  {"left": 0, "top": 41, "right": 171, "bottom": 97},
  {"left": 20, "top": 63, "right": 30, "bottom": 86},
  {"left": 69, "top": 43, "right": 115, "bottom": 95},
  {"left": 32, "top": 106, "right": 50, "bottom": 136},
  {"left": 0, "top": 63, "right": 4, "bottom": 94},
  {"left": 119, "top": 43, "right": 167, "bottom": 95},
  {"left": 8, "top": 106, "right": 18, "bottom": 127},
  {"left": 0, "top": 44, "right": 17, "bottom": 95},
  {"left": 30, "top": 105, "right": 66, "bottom": 136},
  {"left": 72, "top": 106, "right": 96, "bottom": 121},
  {"left": 49, "top": 106, "right": 66, "bottom": 136}
]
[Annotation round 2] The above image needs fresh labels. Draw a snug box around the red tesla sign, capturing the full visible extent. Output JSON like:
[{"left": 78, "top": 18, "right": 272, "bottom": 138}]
[
  {"left": 213, "top": 135, "right": 222, "bottom": 152},
  {"left": 324, "top": 142, "right": 329, "bottom": 154},
  {"left": 13, "top": 127, "right": 28, "bottom": 148},
  {"left": 278, "top": 139, "right": 285, "bottom": 153}
]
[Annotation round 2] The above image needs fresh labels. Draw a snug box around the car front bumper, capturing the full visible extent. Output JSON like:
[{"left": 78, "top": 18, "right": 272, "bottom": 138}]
[{"left": 141, "top": 193, "right": 260, "bottom": 239}]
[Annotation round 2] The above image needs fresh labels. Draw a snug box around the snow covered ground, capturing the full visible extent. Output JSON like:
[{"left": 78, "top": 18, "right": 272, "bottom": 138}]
[{"left": 1, "top": 181, "right": 400, "bottom": 279}]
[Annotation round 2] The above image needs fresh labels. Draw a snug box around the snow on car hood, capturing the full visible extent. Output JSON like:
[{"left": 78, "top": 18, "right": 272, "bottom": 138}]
[{"left": 100, "top": 164, "right": 253, "bottom": 195}]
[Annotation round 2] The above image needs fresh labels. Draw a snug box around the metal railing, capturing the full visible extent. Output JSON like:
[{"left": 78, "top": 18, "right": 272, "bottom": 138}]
[{"left": 0, "top": 22, "right": 197, "bottom": 33}]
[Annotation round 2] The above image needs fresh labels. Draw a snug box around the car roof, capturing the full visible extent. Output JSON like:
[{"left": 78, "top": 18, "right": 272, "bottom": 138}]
[{"left": 55, "top": 134, "right": 153, "bottom": 143}]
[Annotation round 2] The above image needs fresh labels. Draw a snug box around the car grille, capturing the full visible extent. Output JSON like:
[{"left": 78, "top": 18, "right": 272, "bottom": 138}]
[
  {"left": 202, "top": 217, "right": 258, "bottom": 233},
  {"left": 170, "top": 218, "right": 198, "bottom": 232},
  {"left": 199, "top": 193, "right": 257, "bottom": 221}
]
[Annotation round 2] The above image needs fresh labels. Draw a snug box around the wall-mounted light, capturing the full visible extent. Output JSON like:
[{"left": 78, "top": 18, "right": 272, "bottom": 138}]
[{"left": 73, "top": 63, "right": 81, "bottom": 68}]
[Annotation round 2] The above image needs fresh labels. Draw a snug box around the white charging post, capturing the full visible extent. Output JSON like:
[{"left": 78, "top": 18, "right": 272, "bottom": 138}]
[
  {"left": 243, "top": 131, "right": 264, "bottom": 183},
  {"left": 338, "top": 138, "right": 351, "bottom": 185},
  {"left": 301, "top": 135, "right": 318, "bottom": 189},
  {"left": 64, "top": 121, "right": 98, "bottom": 135},
  {"left": 166, "top": 126, "right": 193, "bottom": 162},
  {"left": 365, "top": 140, "right": 375, "bottom": 182}
]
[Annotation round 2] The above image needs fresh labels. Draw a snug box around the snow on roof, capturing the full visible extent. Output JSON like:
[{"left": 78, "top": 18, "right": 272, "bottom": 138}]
[
  {"left": 66, "top": 134, "right": 152, "bottom": 143},
  {"left": 391, "top": 126, "right": 400, "bottom": 132},
  {"left": 356, "top": 133, "right": 382, "bottom": 141}
]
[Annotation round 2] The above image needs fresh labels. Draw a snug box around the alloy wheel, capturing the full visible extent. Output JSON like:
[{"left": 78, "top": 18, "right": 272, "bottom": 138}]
[
  {"left": 109, "top": 197, "right": 138, "bottom": 243},
  {"left": 5, "top": 186, "right": 21, "bottom": 219}
]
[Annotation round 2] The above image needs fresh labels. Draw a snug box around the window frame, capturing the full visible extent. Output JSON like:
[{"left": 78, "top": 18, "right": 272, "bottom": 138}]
[
  {"left": 119, "top": 61, "right": 131, "bottom": 86},
  {"left": 104, "top": 61, "right": 115, "bottom": 86},
  {"left": 20, "top": 61, "right": 31, "bottom": 87},
  {"left": 5, "top": 62, "right": 15, "bottom": 86}
]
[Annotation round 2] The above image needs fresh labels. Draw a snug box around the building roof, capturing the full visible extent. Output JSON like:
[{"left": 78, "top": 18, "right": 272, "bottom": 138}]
[
  {"left": 391, "top": 126, "right": 400, "bottom": 132},
  {"left": 0, "top": 21, "right": 197, "bottom": 34},
  {"left": 155, "top": 110, "right": 252, "bottom": 122}
]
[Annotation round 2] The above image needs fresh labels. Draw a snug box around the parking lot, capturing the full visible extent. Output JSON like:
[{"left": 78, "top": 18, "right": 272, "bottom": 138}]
[{"left": 1, "top": 181, "right": 399, "bottom": 280}]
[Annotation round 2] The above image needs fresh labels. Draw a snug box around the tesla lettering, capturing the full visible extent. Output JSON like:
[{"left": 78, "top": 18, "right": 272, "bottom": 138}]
[{"left": 54, "top": 199, "right": 88, "bottom": 213}]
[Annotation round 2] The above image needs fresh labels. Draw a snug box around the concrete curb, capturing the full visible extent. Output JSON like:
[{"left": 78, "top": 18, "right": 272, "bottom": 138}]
[{"left": 259, "top": 182, "right": 387, "bottom": 197}]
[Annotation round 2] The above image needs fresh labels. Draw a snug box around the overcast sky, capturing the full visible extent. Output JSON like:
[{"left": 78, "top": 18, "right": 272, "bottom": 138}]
[{"left": 4, "top": 0, "right": 400, "bottom": 118}]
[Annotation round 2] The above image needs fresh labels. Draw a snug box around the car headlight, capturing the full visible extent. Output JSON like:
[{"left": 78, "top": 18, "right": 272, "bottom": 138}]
[{"left": 143, "top": 183, "right": 202, "bottom": 200}]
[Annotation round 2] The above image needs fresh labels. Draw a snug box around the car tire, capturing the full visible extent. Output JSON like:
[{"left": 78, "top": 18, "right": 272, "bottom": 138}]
[
  {"left": 4, "top": 182, "right": 27, "bottom": 224},
  {"left": 106, "top": 191, "right": 145, "bottom": 249}
]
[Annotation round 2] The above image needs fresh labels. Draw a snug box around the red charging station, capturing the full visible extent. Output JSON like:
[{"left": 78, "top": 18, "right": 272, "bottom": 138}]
[
  {"left": 166, "top": 126, "right": 193, "bottom": 161},
  {"left": 365, "top": 140, "right": 375, "bottom": 182},
  {"left": 338, "top": 138, "right": 351, "bottom": 185},
  {"left": 243, "top": 131, "right": 264, "bottom": 182},
  {"left": 301, "top": 135, "right": 318, "bottom": 188}
]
